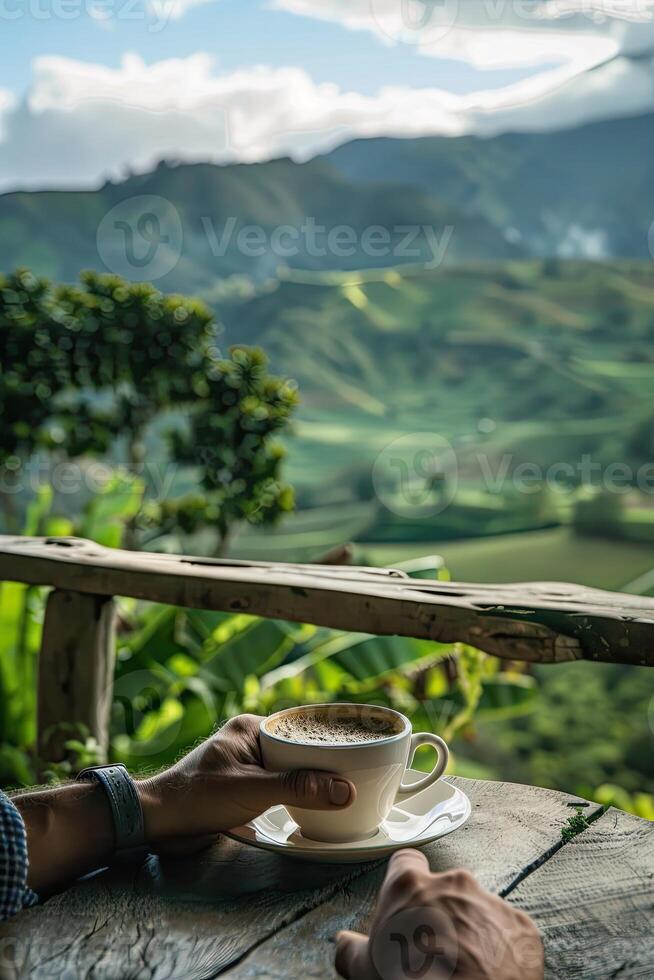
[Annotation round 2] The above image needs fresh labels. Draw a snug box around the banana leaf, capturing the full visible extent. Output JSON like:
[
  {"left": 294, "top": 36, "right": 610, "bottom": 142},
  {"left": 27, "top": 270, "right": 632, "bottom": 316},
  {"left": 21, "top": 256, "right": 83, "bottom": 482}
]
[
  {"left": 80, "top": 473, "right": 144, "bottom": 547},
  {"left": 114, "top": 689, "right": 217, "bottom": 771},
  {"left": 200, "top": 618, "right": 294, "bottom": 693},
  {"left": 261, "top": 631, "right": 453, "bottom": 705},
  {"left": 474, "top": 674, "right": 538, "bottom": 720}
]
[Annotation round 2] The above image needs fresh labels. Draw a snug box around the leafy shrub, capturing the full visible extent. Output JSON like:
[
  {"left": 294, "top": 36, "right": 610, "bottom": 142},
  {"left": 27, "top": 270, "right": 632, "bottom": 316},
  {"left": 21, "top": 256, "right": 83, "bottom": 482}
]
[{"left": 0, "top": 269, "right": 297, "bottom": 550}]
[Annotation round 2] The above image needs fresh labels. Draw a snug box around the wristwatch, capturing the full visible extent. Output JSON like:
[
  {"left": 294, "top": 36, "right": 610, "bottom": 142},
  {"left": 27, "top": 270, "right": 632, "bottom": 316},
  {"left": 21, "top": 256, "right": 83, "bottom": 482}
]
[{"left": 77, "top": 763, "right": 146, "bottom": 854}]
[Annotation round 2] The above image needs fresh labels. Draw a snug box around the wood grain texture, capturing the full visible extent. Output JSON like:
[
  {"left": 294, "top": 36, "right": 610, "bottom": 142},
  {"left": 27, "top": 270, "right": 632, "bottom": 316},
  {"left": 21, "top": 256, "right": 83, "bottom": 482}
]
[
  {"left": 226, "top": 778, "right": 604, "bottom": 979},
  {"left": 2, "top": 535, "right": 654, "bottom": 665},
  {"left": 509, "top": 806, "right": 654, "bottom": 980},
  {"left": 37, "top": 589, "right": 115, "bottom": 768},
  {"left": 0, "top": 778, "right": 608, "bottom": 979}
]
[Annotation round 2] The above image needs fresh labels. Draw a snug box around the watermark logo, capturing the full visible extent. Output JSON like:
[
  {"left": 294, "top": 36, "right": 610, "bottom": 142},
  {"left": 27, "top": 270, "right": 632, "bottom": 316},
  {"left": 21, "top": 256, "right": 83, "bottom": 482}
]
[
  {"left": 368, "top": 0, "right": 654, "bottom": 49},
  {"left": 372, "top": 433, "right": 458, "bottom": 518},
  {"left": 369, "top": 0, "right": 461, "bottom": 46},
  {"left": 96, "top": 195, "right": 183, "bottom": 282},
  {"left": 371, "top": 906, "right": 458, "bottom": 979},
  {"left": 112, "top": 669, "right": 186, "bottom": 757}
]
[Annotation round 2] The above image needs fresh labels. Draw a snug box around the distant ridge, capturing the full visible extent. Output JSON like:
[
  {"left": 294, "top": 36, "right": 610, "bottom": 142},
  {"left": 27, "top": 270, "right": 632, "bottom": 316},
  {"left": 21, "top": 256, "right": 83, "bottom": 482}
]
[
  {"left": 2, "top": 110, "right": 653, "bottom": 292},
  {"left": 324, "top": 110, "right": 654, "bottom": 260},
  {"left": 0, "top": 157, "right": 517, "bottom": 294}
]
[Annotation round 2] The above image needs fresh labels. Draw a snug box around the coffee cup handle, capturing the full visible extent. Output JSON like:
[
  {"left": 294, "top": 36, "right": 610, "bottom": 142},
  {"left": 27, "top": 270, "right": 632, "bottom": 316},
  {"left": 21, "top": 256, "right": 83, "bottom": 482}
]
[{"left": 396, "top": 732, "right": 449, "bottom": 798}]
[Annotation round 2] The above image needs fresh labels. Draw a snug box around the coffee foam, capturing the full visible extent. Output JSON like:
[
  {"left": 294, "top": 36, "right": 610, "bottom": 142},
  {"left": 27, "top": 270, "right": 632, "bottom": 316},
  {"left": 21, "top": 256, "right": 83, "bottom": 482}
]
[{"left": 269, "top": 710, "right": 399, "bottom": 745}]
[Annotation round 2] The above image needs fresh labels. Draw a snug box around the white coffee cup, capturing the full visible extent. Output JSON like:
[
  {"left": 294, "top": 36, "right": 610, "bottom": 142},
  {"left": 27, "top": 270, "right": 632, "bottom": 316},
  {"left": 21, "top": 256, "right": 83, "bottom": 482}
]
[{"left": 260, "top": 702, "right": 449, "bottom": 843}]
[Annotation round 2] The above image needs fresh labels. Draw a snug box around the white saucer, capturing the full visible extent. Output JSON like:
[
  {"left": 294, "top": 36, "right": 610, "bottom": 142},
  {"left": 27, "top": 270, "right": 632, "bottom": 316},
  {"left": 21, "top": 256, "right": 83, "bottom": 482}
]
[{"left": 226, "top": 772, "right": 470, "bottom": 863}]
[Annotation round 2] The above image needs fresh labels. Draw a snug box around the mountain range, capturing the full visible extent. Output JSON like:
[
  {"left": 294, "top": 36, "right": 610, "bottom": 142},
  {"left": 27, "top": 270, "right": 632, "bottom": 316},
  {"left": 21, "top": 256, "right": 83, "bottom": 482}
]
[
  {"left": 325, "top": 111, "right": 654, "bottom": 260},
  {"left": 1, "top": 110, "right": 653, "bottom": 293}
]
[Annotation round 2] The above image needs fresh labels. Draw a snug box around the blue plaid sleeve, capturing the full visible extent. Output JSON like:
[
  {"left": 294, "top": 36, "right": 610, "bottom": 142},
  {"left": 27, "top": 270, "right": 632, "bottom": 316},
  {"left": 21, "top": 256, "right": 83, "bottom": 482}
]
[{"left": 0, "top": 790, "right": 38, "bottom": 921}]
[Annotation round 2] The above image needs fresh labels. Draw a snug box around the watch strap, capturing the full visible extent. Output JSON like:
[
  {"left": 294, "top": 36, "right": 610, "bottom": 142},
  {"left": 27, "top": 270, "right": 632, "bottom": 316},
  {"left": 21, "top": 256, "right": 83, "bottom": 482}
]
[{"left": 77, "top": 763, "right": 145, "bottom": 853}]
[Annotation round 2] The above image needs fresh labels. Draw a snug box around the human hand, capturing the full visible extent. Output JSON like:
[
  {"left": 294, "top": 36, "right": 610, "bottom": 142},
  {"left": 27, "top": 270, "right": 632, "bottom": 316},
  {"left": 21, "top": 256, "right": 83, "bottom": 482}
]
[
  {"left": 335, "top": 849, "right": 544, "bottom": 980},
  {"left": 136, "top": 713, "right": 356, "bottom": 850}
]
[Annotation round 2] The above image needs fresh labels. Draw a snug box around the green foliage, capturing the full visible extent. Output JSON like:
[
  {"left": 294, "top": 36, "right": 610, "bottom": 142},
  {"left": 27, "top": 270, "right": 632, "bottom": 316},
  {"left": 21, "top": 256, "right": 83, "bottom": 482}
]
[
  {"left": 111, "top": 615, "right": 520, "bottom": 772},
  {"left": 0, "top": 480, "right": 143, "bottom": 785},
  {"left": 0, "top": 268, "right": 213, "bottom": 470},
  {"left": 0, "top": 270, "right": 69, "bottom": 484},
  {"left": 0, "top": 486, "right": 57, "bottom": 785},
  {"left": 572, "top": 489, "right": 624, "bottom": 539},
  {"left": 48, "top": 271, "right": 215, "bottom": 463},
  {"left": 81, "top": 472, "right": 145, "bottom": 548},
  {"left": 0, "top": 487, "right": 652, "bottom": 823},
  {"left": 1, "top": 262, "right": 653, "bottom": 819},
  {"left": 593, "top": 785, "right": 654, "bottom": 821},
  {"left": 561, "top": 806, "right": 591, "bottom": 842},
  {"left": 0, "top": 270, "right": 298, "bottom": 549},
  {"left": 108, "top": 559, "right": 538, "bottom": 775},
  {"left": 39, "top": 727, "right": 103, "bottom": 784},
  {"left": 156, "top": 346, "right": 298, "bottom": 550},
  {"left": 467, "top": 659, "right": 654, "bottom": 812}
]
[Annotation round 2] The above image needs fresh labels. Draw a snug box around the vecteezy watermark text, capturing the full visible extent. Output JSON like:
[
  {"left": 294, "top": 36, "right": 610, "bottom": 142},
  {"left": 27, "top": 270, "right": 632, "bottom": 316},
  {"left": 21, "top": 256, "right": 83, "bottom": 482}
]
[
  {"left": 95, "top": 195, "right": 456, "bottom": 280},
  {"left": 369, "top": 0, "right": 654, "bottom": 48},
  {"left": 0, "top": 456, "right": 177, "bottom": 500},
  {"left": 0, "top": 0, "right": 188, "bottom": 31},
  {"left": 201, "top": 217, "right": 454, "bottom": 269},
  {"left": 372, "top": 433, "right": 654, "bottom": 519},
  {"left": 477, "top": 452, "right": 654, "bottom": 496}
]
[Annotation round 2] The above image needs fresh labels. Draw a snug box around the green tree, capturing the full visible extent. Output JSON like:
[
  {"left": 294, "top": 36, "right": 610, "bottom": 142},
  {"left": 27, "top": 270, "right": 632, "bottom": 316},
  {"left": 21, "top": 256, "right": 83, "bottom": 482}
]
[
  {"left": 52, "top": 272, "right": 215, "bottom": 469},
  {"left": 0, "top": 270, "right": 71, "bottom": 530},
  {"left": 160, "top": 346, "right": 298, "bottom": 554},
  {"left": 0, "top": 270, "right": 297, "bottom": 552}
]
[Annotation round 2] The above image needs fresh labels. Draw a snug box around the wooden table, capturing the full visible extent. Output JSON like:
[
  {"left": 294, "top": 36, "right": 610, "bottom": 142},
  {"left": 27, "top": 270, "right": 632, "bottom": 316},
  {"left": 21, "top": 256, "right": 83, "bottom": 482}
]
[{"left": 2, "top": 777, "right": 652, "bottom": 979}]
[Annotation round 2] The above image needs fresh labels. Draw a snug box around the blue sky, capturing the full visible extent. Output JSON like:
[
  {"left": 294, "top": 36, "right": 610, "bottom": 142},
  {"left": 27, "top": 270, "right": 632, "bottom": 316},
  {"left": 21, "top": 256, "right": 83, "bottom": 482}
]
[
  {"left": 1, "top": 1, "right": 654, "bottom": 191},
  {"left": 0, "top": 0, "right": 544, "bottom": 98}
]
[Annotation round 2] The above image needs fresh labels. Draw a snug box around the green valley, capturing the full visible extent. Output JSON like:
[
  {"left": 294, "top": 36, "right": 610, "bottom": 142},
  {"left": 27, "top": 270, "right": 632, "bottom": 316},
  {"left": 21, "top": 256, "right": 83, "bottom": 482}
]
[{"left": 220, "top": 259, "right": 654, "bottom": 563}]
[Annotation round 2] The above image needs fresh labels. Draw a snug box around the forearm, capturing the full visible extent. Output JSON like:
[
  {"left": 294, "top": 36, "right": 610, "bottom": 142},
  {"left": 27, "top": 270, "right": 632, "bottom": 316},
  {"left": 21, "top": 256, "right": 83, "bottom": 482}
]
[
  {"left": 10, "top": 776, "right": 170, "bottom": 897},
  {"left": 12, "top": 782, "right": 116, "bottom": 895},
  {"left": 5, "top": 713, "right": 356, "bottom": 902}
]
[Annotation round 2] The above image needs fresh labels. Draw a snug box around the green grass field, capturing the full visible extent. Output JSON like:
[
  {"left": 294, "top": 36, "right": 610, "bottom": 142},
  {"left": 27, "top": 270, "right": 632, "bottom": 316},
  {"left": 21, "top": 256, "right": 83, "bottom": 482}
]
[
  {"left": 358, "top": 527, "right": 654, "bottom": 591},
  {"left": 233, "top": 515, "right": 654, "bottom": 591}
]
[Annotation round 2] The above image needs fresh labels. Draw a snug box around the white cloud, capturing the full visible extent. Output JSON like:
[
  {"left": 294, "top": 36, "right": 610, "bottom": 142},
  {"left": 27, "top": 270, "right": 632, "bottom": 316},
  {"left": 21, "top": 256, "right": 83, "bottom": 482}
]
[
  {"left": 272, "top": 0, "right": 653, "bottom": 67},
  {"left": 0, "top": 54, "right": 462, "bottom": 192},
  {"left": 1, "top": 35, "right": 654, "bottom": 192},
  {"left": 88, "top": 2, "right": 115, "bottom": 30},
  {"left": 0, "top": 90, "right": 16, "bottom": 143},
  {"left": 467, "top": 49, "right": 654, "bottom": 131},
  {"left": 148, "top": 0, "right": 219, "bottom": 25}
]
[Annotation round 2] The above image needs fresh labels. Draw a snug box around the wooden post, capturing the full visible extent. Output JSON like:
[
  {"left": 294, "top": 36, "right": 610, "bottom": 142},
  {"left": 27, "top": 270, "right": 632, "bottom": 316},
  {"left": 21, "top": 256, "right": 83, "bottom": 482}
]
[{"left": 37, "top": 589, "right": 116, "bottom": 771}]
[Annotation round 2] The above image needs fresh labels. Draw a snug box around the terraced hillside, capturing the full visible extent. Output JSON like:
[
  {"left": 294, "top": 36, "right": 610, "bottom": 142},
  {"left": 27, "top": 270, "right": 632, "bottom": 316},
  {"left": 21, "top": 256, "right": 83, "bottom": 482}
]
[{"left": 220, "top": 259, "right": 654, "bottom": 500}]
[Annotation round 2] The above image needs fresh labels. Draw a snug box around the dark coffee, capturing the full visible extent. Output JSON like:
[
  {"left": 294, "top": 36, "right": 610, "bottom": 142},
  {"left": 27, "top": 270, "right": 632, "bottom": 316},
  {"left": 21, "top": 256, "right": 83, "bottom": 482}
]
[{"left": 270, "top": 710, "right": 400, "bottom": 745}]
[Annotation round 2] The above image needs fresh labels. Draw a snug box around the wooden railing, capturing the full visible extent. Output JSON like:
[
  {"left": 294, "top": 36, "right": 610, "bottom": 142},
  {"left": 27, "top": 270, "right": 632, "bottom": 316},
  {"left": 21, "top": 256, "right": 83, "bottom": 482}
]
[{"left": 1, "top": 534, "right": 653, "bottom": 767}]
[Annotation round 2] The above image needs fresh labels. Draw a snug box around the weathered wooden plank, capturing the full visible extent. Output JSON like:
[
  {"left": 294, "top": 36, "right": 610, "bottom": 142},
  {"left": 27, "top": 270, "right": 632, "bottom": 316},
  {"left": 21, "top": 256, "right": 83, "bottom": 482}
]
[
  {"left": 0, "top": 836, "right": 377, "bottom": 979},
  {"left": 226, "top": 778, "right": 604, "bottom": 978},
  {"left": 1, "top": 535, "right": 654, "bottom": 665},
  {"left": 37, "top": 589, "right": 116, "bottom": 769},
  {"left": 0, "top": 778, "right": 604, "bottom": 979},
  {"left": 509, "top": 806, "right": 654, "bottom": 980}
]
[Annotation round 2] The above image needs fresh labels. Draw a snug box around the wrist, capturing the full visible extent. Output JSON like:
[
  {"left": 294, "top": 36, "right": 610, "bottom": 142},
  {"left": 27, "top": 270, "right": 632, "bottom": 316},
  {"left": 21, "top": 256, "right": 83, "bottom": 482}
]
[
  {"left": 135, "top": 775, "right": 171, "bottom": 844},
  {"left": 77, "top": 764, "right": 147, "bottom": 853}
]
